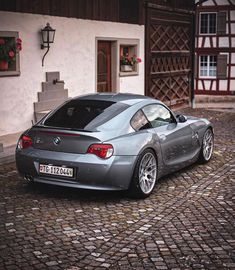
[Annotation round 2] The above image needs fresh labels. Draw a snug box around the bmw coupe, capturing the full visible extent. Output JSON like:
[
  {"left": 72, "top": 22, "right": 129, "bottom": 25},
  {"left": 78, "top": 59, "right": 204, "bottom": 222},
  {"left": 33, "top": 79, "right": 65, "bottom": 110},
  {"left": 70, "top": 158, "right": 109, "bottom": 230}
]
[{"left": 16, "top": 93, "right": 214, "bottom": 198}]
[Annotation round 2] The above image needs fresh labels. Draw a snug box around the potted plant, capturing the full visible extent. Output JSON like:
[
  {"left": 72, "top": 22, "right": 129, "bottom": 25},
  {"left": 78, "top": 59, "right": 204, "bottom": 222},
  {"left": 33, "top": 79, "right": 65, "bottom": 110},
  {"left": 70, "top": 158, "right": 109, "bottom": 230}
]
[
  {"left": 0, "top": 37, "right": 22, "bottom": 71},
  {"left": 120, "top": 53, "right": 141, "bottom": 72}
]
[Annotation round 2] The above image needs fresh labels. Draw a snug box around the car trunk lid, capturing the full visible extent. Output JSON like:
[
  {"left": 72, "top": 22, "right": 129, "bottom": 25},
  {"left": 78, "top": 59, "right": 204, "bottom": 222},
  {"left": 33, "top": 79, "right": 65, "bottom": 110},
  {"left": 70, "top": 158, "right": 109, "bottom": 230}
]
[{"left": 29, "top": 128, "right": 101, "bottom": 154}]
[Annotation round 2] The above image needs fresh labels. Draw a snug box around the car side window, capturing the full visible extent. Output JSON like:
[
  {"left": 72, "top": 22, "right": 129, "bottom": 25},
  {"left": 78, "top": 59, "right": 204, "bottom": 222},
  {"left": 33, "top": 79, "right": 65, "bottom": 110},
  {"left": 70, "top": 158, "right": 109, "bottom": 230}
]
[
  {"left": 142, "top": 104, "right": 174, "bottom": 128},
  {"left": 130, "top": 110, "right": 151, "bottom": 131}
]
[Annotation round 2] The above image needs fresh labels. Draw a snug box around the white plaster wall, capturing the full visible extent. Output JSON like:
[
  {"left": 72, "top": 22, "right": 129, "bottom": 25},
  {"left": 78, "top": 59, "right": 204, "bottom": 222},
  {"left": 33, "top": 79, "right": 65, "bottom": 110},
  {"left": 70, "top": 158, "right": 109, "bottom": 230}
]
[
  {"left": 198, "top": 80, "right": 203, "bottom": 91},
  {"left": 201, "top": 0, "right": 214, "bottom": 6},
  {"left": 204, "top": 80, "right": 211, "bottom": 90},
  {"left": 198, "top": 37, "right": 217, "bottom": 48},
  {"left": 211, "top": 80, "right": 216, "bottom": 91},
  {"left": 212, "top": 37, "right": 216, "bottom": 47},
  {"left": 231, "top": 66, "right": 235, "bottom": 77},
  {"left": 216, "top": 0, "right": 231, "bottom": 5},
  {"left": 230, "top": 80, "right": 235, "bottom": 91},
  {"left": 219, "top": 37, "right": 229, "bottom": 47},
  {"left": 198, "top": 37, "right": 202, "bottom": 47},
  {"left": 232, "top": 37, "right": 235, "bottom": 48},
  {"left": 201, "top": 0, "right": 230, "bottom": 5},
  {"left": 219, "top": 80, "right": 228, "bottom": 91},
  {"left": 231, "top": 53, "right": 235, "bottom": 63},
  {"left": 231, "top": 22, "right": 235, "bottom": 34},
  {"left": 231, "top": 10, "right": 235, "bottom": 21},
  {"left": 204, "top": 37, "right": 210, "bottom": 47},
  {"left": 0, "top": 11, "right": 145, "bottom": 136}
]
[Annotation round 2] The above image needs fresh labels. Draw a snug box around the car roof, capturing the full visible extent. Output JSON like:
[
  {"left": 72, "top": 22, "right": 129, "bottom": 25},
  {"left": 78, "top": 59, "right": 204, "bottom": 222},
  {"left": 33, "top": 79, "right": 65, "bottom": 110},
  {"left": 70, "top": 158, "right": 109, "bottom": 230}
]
[{"left": 73, "top": 93, "right": 156, "bottom": 105}]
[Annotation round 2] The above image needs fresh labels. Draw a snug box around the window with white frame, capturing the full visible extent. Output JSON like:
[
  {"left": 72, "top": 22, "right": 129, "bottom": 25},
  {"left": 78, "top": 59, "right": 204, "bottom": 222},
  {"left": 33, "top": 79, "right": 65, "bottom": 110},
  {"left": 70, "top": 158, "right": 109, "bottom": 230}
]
[
  {"left": 200, "top": 55, "right": 217, "bottom": 77},
  {"left": 200, "top": 13, "right": 217, "bottom": 34}
]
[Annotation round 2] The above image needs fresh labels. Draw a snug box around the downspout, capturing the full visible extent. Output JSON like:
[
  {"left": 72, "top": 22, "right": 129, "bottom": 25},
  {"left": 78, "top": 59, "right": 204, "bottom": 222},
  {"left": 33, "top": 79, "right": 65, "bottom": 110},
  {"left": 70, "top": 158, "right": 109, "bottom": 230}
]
[
  {"left": 192, "top": 0, "right": 209, "bottom": 108},
  {"left": 191, "top": 0, "right": 201, "bottom": 109},
  {"left": 191, "top": 4, "right": 196, "bottom": 109}
]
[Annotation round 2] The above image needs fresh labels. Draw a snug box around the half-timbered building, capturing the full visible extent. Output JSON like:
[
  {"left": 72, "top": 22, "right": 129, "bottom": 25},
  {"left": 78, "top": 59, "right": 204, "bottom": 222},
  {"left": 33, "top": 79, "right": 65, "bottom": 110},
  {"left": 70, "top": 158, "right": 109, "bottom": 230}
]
[
  {"left": 195, "top": 0, "right": 235, "bottom": 96},
  {"left": 0, "top": 0, "right": 194, "bottom": 137}
]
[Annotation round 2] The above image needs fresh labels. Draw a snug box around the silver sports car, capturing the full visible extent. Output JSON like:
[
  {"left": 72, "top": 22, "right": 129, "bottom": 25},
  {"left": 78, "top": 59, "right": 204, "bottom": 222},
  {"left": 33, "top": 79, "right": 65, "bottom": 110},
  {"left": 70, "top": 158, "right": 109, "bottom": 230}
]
[{"left": 16, "top": 93, "right": 214, "bottom": 198}]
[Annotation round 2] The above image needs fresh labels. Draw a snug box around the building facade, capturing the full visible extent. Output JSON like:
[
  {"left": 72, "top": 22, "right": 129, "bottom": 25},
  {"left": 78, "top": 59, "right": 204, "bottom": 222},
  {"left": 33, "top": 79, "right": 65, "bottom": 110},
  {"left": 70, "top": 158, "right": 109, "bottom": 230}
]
[
  {"left": 0, "top": 0, "right": 194, "bottom": 137},
  {"left": 195, "top": 0, "right": 235, "bottom": 95}
]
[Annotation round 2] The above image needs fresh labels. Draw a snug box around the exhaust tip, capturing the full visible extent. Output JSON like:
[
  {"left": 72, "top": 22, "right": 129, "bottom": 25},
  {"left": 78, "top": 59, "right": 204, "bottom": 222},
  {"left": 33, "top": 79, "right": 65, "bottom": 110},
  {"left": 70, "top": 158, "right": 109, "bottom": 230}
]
[{"left": 24, "top": 174, "right": 33, "bottom": 182}]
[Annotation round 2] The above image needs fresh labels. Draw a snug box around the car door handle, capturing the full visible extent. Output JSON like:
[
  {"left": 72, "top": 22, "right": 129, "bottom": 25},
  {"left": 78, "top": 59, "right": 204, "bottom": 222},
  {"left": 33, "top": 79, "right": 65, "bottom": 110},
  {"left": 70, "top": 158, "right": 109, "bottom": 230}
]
[
  {"left": 159, "top": 134, "right": 166, "bottom": 141},
  {"left": 192, "top": 132, "right": 199, "bottom": 140}
]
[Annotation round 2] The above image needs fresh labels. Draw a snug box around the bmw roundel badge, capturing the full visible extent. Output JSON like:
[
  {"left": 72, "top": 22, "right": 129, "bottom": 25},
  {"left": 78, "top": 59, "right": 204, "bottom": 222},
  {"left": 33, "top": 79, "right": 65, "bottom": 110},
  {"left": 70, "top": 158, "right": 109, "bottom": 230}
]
[{"left": 53, "top": 137, "right": 61, "bottom": 145}]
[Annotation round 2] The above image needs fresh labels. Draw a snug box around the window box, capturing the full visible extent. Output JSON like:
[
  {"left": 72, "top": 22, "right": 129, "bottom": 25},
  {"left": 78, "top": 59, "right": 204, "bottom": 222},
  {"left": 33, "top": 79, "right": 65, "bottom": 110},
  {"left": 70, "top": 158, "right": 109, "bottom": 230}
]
[
  {"left": 119, "top": 44, "right": 141, "bottom": 76},
  {"left": 0, "top": 31, "right": 21, "bottom": 77},
  {"left": 120, "top": 65, "right": 133, "bottom": 72}
]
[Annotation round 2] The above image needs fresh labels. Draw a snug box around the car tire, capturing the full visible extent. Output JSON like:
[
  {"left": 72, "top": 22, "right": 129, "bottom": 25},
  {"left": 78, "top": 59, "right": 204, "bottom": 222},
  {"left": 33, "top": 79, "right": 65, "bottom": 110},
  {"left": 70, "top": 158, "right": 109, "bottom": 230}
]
[
  {"left": 199, "top": 128, "right": 214, "bottom": 164},
  {"left": 128, "top": 149, "right": 158, "bottom": 199}
]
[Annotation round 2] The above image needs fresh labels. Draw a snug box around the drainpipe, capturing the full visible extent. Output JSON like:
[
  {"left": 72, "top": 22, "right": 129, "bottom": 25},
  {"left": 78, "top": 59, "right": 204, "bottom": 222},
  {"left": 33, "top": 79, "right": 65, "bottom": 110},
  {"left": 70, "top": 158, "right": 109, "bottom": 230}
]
[
  {"left": 192, "top": 0, "right": 208, "bottom": 108},
  {"left": 191, "top": 4, "right": 197, "bottom": 109}
]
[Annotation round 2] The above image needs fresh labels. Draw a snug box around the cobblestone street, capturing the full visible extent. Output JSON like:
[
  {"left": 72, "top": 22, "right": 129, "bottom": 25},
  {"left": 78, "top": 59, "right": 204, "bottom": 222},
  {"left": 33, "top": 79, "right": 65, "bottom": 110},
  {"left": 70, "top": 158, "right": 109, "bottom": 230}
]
[{"left": 0, "top": 108, "right": 234, "bottom": 270}]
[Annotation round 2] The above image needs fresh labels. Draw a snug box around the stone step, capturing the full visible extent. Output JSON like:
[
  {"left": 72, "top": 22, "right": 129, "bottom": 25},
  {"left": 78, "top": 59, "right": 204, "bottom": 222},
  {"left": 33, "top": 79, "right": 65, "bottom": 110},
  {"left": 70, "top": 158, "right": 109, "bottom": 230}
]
[
  {"left": 46, "top": 71, "right": 60, "bottom": 82},
  {"left": 0, "top": 145, "right": 16, "bottom": 165},
  {"left": 195, "top": 94, "right": 235, "bottom": 103},
  {"left": 34, "top": 98, "right": 67, "bottom": 113},
  {"left": 42, "top": 81, "right": 65, "bottom": 91},
  {"left": 35, "top": 111, "right": 51, "bottom": 123},
  {"left": 0, "top": 131, "right": 22, "bottom": 149},
  {"left": 38, "top": 89, "right": 68, "bottom": 102}
]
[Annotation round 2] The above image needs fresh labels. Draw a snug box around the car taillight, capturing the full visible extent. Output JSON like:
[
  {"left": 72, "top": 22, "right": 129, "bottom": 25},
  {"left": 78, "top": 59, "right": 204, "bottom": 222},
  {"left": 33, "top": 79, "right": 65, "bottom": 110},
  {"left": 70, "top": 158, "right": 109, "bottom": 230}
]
[
  {"left": 18, "top": 135, "right": 33, "bottom": 149},
  {"left": 87, "top": 144, "right": 114, "bottom": 159}
]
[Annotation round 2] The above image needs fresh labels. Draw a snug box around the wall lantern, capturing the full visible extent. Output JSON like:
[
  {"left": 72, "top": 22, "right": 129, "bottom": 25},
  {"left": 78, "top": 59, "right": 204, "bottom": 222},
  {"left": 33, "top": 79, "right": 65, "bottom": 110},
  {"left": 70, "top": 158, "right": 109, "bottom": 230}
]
[{"left": 41, "top": 23, "right": 55, "bottom": 66}]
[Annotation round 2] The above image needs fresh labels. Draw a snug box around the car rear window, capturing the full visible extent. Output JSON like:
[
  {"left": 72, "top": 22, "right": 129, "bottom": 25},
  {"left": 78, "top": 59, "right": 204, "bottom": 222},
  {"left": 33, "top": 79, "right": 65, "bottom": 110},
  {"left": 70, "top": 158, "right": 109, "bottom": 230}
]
[{"left": 42, "top": 99, "right": 129, "bottom": 130}]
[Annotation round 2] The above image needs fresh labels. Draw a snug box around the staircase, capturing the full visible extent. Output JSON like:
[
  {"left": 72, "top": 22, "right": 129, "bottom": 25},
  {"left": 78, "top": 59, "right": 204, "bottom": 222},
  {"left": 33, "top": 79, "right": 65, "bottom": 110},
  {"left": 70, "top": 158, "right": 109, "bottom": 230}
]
[{"left": 34, "top": 71, "right": 69, "bottom": 122}]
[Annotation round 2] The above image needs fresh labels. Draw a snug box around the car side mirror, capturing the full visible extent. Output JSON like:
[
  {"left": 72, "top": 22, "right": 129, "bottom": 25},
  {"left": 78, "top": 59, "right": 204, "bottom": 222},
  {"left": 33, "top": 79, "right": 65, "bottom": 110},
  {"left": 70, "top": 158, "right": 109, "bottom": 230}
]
[{"left": 176, "top": 114, "right": 187, "bottom": 123}]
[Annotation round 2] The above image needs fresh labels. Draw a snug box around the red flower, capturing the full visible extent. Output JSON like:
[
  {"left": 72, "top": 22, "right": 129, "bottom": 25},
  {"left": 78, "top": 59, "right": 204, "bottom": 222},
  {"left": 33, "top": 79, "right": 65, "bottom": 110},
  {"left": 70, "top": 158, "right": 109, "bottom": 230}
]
[
  {"left": 16, "top": 44, "right": 22, "bottom": 51},
  {"left": 137, "top": 58, "right": 142, "bottom": 63},
  {"left": 8, "top": 51, "right": 15, "bottom": 58},
  {"left": 0, "top": 38, "right": 5, "bottom": 45},
  {"left": 16, "top": 38, "right": 22, "bottom": 44}
]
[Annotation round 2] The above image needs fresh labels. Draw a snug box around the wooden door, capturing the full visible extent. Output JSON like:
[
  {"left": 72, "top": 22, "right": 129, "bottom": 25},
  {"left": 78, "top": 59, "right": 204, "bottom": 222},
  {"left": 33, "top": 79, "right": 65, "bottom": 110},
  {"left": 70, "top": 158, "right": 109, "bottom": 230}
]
[
  {"left": 145, "top": 4, "right": 194, "bottom": 108},
  {"left": 97, "top": 41, "right": 112, "bottom": 92}
]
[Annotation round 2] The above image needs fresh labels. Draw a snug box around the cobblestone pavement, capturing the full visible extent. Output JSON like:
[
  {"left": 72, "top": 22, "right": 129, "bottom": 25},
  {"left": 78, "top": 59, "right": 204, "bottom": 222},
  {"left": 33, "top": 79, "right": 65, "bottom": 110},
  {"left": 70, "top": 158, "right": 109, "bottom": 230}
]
[{"left": 0, "top": 109, "right": 234, "bottom": 270}]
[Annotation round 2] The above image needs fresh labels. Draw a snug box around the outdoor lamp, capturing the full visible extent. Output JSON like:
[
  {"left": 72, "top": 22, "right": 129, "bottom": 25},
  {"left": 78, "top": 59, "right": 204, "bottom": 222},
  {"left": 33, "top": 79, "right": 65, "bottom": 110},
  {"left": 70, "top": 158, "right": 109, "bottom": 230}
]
[{"left": 41, "top": 23, "right": 56, "bottom": 66}]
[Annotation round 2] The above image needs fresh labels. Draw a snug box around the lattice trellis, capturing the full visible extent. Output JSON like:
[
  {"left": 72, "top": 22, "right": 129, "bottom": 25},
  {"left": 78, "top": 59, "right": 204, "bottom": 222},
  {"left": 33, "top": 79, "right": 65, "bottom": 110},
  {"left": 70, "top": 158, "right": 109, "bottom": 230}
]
[
  {"left": 149, "top": 75, "right": 189, "bottom": 104},
  {"left": 146, "top": 6, "right": 193, "bottom": 106},
  {"left": 151, "top": 56, "right": 190, "bottom": 73},
  {"left": 150, "top": 23, "right": 190, "bottom": 51}
]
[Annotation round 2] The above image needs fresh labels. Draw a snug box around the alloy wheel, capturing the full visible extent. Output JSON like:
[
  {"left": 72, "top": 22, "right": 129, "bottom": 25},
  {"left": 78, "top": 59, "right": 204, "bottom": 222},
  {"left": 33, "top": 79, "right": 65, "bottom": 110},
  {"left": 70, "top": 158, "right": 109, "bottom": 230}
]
[
  {"left": 203, "top": 129, "right": 214, "bottom": 161},
  {"left": 138, "top": 152, "right": 157, "bottom": 194}
]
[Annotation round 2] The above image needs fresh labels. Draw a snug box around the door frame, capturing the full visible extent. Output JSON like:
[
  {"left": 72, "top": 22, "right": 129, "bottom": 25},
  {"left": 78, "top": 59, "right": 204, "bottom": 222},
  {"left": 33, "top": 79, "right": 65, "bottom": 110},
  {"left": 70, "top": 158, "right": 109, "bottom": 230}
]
[
  {"left": 95, "top": 37, "right": 140, "bottom": 93},
  {"left": 97, "top": 41, "right": 112, "bottom": 92},
  {"left": 96, "top": 38, "right": 118, "bottom": 93}
]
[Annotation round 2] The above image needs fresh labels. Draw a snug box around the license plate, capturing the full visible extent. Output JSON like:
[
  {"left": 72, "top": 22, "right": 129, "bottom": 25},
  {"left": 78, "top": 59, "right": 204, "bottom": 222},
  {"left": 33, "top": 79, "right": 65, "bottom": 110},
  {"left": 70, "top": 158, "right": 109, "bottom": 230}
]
[{"left": 39, "top": 164, "right": 74, "bottom": 178}]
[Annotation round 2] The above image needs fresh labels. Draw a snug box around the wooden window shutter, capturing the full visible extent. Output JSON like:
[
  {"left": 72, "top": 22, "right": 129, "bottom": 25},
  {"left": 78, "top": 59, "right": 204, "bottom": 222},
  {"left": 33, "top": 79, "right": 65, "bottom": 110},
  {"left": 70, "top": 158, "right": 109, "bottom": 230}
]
[
  {"left": 217, "top": 12, "right": 227, "bottom": 35},
  {"left": 217, "top": 54, "right": 227, "bottom": 79}
]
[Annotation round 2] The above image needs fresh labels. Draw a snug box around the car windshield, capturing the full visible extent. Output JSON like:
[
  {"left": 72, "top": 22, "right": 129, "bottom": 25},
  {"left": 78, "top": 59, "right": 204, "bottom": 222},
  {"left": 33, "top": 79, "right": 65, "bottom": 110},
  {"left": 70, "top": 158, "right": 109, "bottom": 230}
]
[{"left": 42, "top": 99, "right": 129, "bottom": 130}]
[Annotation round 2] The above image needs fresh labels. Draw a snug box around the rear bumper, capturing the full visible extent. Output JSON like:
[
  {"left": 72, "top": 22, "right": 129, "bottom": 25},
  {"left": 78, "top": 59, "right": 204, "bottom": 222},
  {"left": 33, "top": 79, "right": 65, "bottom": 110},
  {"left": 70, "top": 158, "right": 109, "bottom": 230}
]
[{"left": 15, "top": 148, "right": 137, "bottom": 191}]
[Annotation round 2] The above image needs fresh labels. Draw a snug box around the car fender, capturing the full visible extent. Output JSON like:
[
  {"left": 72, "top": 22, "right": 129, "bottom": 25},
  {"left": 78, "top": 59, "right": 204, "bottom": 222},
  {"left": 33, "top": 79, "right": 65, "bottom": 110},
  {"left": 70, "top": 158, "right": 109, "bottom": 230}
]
[
  {"left": 189, "top": 119, "right": 213, "bottom": 145},
  {"left": 107, "top": 130, "right": 164, "bottom": 179}
]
